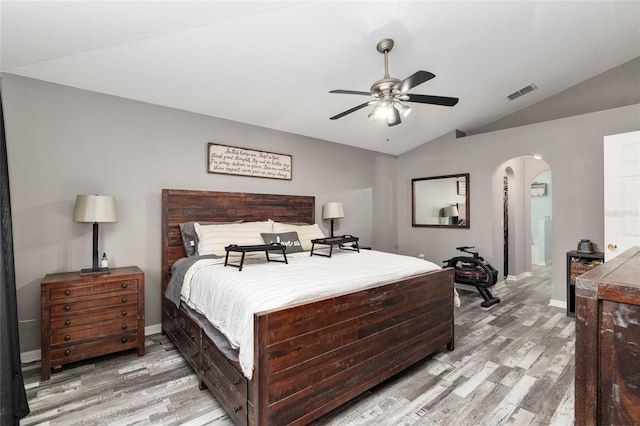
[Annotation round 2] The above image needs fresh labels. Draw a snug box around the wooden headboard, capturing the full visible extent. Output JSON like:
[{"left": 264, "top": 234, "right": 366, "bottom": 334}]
[{"left": 161, "top": 189, "right": 315, "bottom": 293}]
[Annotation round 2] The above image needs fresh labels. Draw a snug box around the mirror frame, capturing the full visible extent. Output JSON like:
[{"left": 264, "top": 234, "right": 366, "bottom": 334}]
[{"left": 411, "top": 173, "right": 470, "bottom": 228}]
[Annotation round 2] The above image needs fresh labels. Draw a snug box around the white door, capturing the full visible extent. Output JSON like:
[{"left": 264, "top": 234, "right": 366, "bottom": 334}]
[{"left": 604, "top": 131, "right": 640, "bottom": 261}]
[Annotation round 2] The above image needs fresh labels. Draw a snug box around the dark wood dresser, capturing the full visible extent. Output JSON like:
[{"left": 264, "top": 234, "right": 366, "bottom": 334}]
[
  {"left": 575, "top": 246, "right": 640, "bottom": 425},
  {"left": 41, "top": 266, "right": 145, "bottom": 380}
]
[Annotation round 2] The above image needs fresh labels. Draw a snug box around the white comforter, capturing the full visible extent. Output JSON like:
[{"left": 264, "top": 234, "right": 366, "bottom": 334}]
[{"left": 180, "top": 249, "right": 441, "bottom": 378}]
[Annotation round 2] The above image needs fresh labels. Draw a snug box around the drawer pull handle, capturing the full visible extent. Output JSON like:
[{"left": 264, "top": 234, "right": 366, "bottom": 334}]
[
  {"left": 64, "top": 335, "right": 70, "bottom": 341},
  {"left": 122, "top": 282, "right": 128, "bottom": 289},
  {"left": 122, "top": 337, "right": 127, "bottom": 343},
  {"left": 121, "top": 297, "right": 127, "bottom": 303},
  {"left": 65, "top": 320, "right": 71, "bottom": 326},
  {"left": 122, "top": 311, "right": 127, "bottom": 317},
  {"left": 64, "top": 350, "right": 70, "bottom": 356},
  {"left": 122, "top": 324, "right": 127, "bottom": 330},
  {"left": 64, "top": 290, "right": 71, "bottom": 296},
  {"left": 233, "top": 407, "right": 241, "bottom": 413},
  {"left": 64, "top": 305, "right": 71, "bottom": 311},
  {"left": 234, "top": 380, "right": 240, "bottom": 385}
]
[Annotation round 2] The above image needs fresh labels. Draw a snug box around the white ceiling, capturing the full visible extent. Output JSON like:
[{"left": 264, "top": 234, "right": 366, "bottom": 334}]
[{"left": 1, "top": 1, "right": 639, "bottom": 155}]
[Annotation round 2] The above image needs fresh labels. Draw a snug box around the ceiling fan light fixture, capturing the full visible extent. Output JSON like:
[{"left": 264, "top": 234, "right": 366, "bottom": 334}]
[
  {"left": 369, "top": 100, "right": 394, "bottom": 122},
  {"left": 329, "top": 38, "right": 459, "bottom": 125},
  {"left": 394, "top": 101, "right": 411, "bottom": 118},
  {"left": 368, "top": 104, "right": 380, "bottom": 121}
]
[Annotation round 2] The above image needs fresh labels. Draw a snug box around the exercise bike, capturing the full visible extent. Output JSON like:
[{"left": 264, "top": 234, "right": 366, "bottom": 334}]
[{"left": 443, "top": 246, "right": 500, "bottom": 308}]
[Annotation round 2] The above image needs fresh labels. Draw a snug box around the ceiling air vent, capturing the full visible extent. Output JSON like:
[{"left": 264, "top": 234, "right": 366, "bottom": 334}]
[{"left": 506, "top": 83, "right": 537, "bottom": 101}]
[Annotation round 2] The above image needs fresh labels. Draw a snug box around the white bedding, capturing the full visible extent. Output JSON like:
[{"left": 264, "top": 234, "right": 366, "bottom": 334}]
[{"left": 180, "top": 249, "right": 442, "bottom": 379}]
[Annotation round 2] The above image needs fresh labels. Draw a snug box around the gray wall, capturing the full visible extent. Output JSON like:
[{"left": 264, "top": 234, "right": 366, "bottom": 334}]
[
  {"left": 469, "top": 56, "right": 640, "bottom": 135},
  {"left": 396, "top": 104, "right": 640, "bottom": 303},
  {"left": 1, "top": 74, "right": 397, "bottom": 354}
]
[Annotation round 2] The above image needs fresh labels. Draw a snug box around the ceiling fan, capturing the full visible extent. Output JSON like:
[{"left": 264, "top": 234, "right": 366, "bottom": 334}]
[{"left": 329, "top": 38, "right": 459, "bottom": 126}]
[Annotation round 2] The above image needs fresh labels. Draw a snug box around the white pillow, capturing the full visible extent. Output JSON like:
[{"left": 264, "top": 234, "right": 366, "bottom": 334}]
[
  {"left": 272, "top": 223, "right": 326, "bottom": 251},
  {"left": 195, "top": 221, "right": 274, "bottom": 256}
]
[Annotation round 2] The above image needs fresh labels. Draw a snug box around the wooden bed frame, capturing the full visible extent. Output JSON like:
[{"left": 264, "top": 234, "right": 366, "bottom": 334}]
[{"left": 161, "top": 189, "right": 455, "bottom": 425}]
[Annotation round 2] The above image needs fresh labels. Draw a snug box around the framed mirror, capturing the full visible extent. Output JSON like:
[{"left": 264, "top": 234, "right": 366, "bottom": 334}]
[{"left": 412, "top": 173, "right": 470, "bottom": 228}]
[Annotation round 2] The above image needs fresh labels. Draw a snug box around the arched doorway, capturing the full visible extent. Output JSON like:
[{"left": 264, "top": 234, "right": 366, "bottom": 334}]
[{"left": 494, "top": 156, "right": 552, "bottom": 284}]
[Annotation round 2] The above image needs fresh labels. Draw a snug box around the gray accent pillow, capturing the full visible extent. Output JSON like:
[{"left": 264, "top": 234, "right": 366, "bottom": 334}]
[
  {"left": 179, "top": 220, "right": 242, "bottom": 257},
  {"left": 261, "top": 232, "right": 304, "bottom": 253}
]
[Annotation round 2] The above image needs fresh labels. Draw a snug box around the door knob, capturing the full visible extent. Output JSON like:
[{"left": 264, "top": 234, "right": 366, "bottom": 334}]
[{"left": 607, "top": 243, "right": 617, "bottom": 251}]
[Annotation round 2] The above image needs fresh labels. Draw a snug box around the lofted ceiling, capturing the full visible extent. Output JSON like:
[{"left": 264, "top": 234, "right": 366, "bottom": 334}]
[{"left": 1, "top": 1, "right": 639, "bottom": 155}]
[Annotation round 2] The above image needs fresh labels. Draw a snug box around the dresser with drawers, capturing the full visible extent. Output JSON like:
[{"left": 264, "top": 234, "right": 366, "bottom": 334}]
[
  {"left": 40, "top": 266, "right": 145, "bottom": 380},
  {"left": 575, "top": 247, "right": 640, "bottom": 425}
]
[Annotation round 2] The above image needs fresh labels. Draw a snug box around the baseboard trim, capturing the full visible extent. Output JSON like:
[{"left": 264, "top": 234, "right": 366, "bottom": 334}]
[
  {"left": 21, "top": 349, "right": 41, "bottom": 364},
  {"left": 549, "top": 299, "right": 567, "bottom": 310},
  {"left": 506, "top": 272, "right": 530, "bottom": 281},
  {"left": 21, "top": 323, "right": 163, "bottom": 364},
  {"left": 145, "top": 323, "right": 162, "bottom": 335}
]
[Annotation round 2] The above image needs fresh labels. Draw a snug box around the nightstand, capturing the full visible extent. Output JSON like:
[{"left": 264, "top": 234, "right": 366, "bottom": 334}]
[{"left": 40, "top": 266, "right": 145, "bottom": 380}]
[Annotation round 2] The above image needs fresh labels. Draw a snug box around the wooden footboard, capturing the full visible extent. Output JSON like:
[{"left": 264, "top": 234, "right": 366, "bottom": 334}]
[
  {"left": 251, "top": 268, "right": 454, "bottom": 425},
  {"left": 163, "top": 266, "right": 453, "bottom": 426}
]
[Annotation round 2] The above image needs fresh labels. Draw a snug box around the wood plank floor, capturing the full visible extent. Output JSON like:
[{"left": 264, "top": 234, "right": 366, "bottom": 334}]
[{"left": 20, "top": 265, "right": 574, "bottom": 425}]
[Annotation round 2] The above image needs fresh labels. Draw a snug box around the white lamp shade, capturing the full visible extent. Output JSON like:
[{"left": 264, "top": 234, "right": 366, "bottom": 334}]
[
  {"left": 73, "top": 195, "right": 117, "bottom": 223},
  {"left": 443, "top": 205, "right": 459, "bottom": 217},
  {"left": 322, "top": 202, "right": 344, "bottom": 219}
]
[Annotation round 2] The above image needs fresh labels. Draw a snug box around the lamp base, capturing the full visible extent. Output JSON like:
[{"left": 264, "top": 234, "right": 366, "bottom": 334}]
[{"left": 79, "top": 267, "right": 111, "bottom": 276}]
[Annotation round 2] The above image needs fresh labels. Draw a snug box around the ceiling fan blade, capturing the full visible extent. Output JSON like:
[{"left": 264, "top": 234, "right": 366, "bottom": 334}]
[
  {"left": 405, "top": 94, "right": 459, "bottom": 107},
  {"left": 395, "top": 71, "right": 436, "bottom": 94},
  {"left": 388, "top": 107, "right": 401, "bottom": 127},
  {"left": 330, "top": 101, "right": 372, "bottom": 120},
  {"left": 329, "top": 90, "right": 372, "bottom": 96}
]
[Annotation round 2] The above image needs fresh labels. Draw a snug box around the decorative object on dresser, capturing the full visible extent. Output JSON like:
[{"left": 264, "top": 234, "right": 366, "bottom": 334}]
[
  {"left": 161, "top": 189, "right": 454, "bottom": 426},
  {"left": 40, "top": 266, "right": 145, "bottom": 381},
  {"left": 565, "top": 250, "right": 604, "bottom": 317},
  {"left": 73, "top": 194, "right": 117, "bottom": 275},
  {"left": 322, "top": 201, "right": 344, "bottom": 237},
  {"left": 575, "top": 246, "right": 640, "bottom": 426},
  {"left": 576, "top": 238, "right": 594, "bottom": 253}
]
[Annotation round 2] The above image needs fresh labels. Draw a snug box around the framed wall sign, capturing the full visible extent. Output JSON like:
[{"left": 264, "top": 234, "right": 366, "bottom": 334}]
[
  {"left": 457, "top": 180, "right": 467, "bottom": 196},
  {"left": 207, "top": 143, "right": 292, "bottom": 180},
  {"left": 531, "top": 182, "right": 547, "bottom": 196}
]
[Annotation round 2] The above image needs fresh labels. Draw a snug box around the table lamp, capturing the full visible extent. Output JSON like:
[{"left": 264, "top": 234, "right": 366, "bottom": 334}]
[
  {"left": 444, "top": 205, "right": 459, "bottom": 225},
  {"left": 73, "top": 194, "right": 117, "bottom": 274},
  {"left": 322, "top": 202, "right": 344, "bottom": 237}
]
